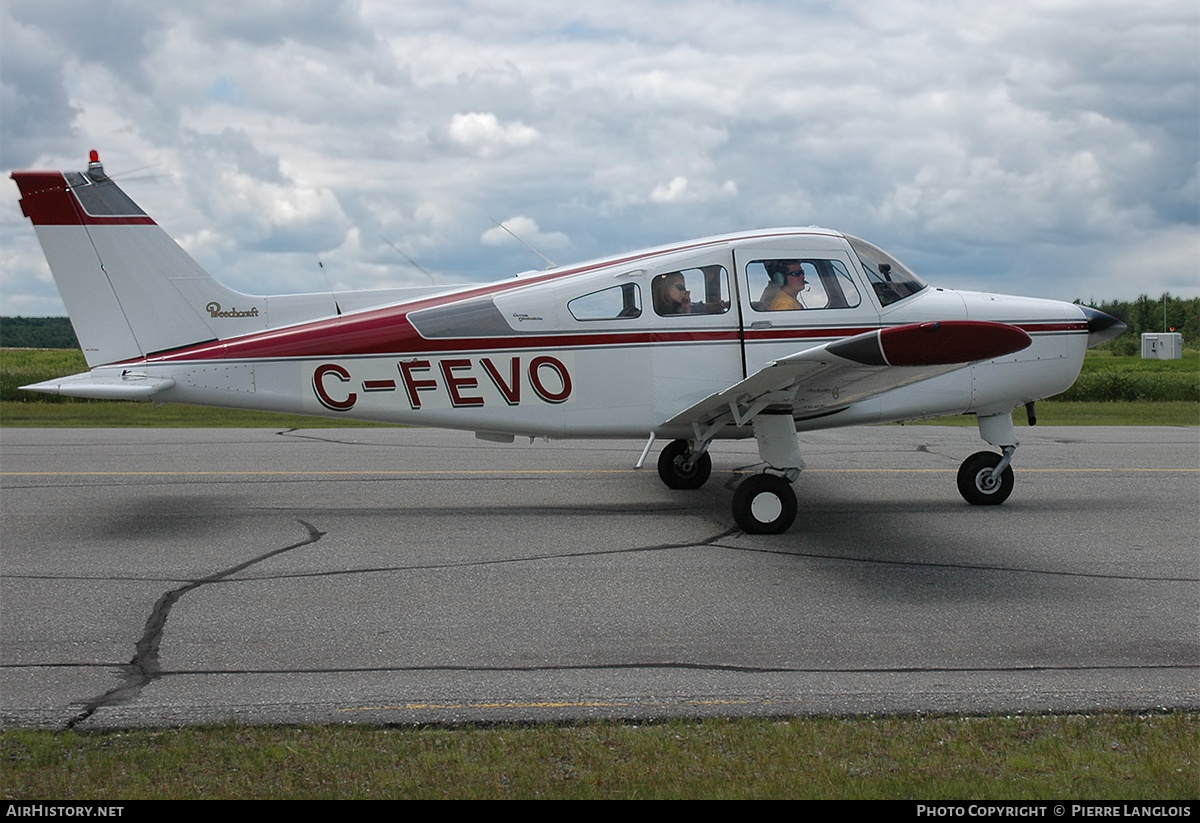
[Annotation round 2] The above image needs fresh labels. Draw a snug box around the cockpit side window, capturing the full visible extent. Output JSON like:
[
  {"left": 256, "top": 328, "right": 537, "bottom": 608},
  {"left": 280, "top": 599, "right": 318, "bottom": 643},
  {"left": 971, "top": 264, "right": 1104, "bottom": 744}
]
[
  {"left": 845, "top": 235, "right": 927, "bottom": 307},
  {"left": 746, "top": 259, "right": 862, "bottom": 312},
  {"left": 651, "top": 267, "right": 731, "bottom": 317},
  {"left": 568, "top": 283, "right": 642, "bottom": 321}
]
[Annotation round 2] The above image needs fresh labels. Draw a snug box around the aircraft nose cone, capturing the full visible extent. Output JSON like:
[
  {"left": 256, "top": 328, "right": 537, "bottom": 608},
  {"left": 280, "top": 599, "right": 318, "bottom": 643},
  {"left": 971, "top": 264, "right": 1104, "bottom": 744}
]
[{"left": 1080, "top": 305, "right": 1127, "bottom": 348}]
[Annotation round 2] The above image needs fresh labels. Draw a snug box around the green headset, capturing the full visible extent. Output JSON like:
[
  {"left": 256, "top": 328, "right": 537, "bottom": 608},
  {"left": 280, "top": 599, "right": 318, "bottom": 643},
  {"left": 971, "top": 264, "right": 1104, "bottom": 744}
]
[{"left": 764, "top": 260, "right": 803, "bottom": 287}]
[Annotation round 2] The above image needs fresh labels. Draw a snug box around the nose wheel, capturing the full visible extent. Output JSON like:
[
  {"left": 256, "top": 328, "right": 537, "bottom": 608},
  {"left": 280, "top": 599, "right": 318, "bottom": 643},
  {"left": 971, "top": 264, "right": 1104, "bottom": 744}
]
[
  {"left": 957, "top": 450, "right": 1014, "bottom": 505},
  {"left": 732, "top": 474, "right": 797, "bottom": 534}
]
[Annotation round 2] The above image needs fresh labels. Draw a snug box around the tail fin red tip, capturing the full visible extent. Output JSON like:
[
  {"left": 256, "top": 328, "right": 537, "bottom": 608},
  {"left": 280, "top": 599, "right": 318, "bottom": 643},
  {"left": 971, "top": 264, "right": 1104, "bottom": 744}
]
[{"left": 12, "top": 162, "right": 151, "bottom": 226}]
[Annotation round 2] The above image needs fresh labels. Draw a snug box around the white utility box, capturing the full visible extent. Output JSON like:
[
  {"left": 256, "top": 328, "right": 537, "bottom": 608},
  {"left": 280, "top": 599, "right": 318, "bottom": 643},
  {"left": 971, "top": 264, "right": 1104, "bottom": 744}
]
[{"left": 1141, "top": 333, "right": 1183, "bottom": 359}]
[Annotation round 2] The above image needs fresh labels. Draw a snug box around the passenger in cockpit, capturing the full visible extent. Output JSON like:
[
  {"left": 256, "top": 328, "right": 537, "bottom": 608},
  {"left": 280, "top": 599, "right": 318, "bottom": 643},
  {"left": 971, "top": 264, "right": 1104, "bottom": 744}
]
[{"left": 653, "top": 272, "right": 693, "bottom": 315}]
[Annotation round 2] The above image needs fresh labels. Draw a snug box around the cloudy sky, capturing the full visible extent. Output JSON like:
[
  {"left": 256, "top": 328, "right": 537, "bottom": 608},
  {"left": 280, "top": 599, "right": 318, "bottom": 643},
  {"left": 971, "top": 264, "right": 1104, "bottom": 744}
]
[{"left": 2, "top": 0, "right": 1197, "bottom": 316}]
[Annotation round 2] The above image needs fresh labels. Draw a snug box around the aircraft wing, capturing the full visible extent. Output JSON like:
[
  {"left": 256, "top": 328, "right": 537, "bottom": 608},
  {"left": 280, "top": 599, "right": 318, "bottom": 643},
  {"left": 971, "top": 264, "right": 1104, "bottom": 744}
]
[{"left": 660, "top": 321, "right": 1032, "bottom": 433}]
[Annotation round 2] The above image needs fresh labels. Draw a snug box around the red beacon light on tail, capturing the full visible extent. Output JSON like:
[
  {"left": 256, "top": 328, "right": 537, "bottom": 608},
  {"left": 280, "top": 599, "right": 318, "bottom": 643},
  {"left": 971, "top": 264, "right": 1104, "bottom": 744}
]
[{"left": 86, "top": 149, "right": 107, "bottom": 180}]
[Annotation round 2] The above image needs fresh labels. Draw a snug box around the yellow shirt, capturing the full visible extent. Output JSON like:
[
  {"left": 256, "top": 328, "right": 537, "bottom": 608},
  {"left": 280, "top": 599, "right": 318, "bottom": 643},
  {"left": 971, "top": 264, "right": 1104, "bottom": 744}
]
[{"left": 769, "top": 291, "right": 803, "bottom": 311}]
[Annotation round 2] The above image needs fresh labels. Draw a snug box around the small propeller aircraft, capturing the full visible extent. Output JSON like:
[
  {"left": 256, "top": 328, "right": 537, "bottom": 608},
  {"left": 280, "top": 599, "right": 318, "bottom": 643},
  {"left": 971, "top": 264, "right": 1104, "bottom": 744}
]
[{"left": 12, "top": 152, "right": 1125, "bottom": 533}]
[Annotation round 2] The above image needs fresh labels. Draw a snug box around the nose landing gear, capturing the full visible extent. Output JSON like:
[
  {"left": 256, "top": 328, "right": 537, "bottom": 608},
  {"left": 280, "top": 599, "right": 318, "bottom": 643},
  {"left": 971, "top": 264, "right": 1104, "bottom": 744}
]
[
  {"left": 958, "top": 412, "right": 1019, "bottom": 506},
  {"left": 957, "top": 448, "right": 1015, "bottom": 505}
]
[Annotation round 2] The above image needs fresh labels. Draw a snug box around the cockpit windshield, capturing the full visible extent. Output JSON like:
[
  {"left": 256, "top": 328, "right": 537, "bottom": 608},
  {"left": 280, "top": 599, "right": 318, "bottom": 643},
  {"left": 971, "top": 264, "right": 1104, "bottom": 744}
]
[{"left": 845, "top": 235, "right": 927, "bottom": 307}]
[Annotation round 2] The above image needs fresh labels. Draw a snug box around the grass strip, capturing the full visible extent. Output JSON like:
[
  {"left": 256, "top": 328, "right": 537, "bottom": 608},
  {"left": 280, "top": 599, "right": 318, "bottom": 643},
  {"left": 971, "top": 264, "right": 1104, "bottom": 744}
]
[{"left": 2, "top": 714, "right": 1195, "bottom": 800}]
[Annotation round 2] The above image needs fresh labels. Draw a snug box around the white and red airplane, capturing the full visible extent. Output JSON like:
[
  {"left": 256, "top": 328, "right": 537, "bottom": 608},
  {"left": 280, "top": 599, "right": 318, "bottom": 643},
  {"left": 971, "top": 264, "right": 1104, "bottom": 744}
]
[{"left": 12, "top": 152, "right": 1124, "bottom": 533}]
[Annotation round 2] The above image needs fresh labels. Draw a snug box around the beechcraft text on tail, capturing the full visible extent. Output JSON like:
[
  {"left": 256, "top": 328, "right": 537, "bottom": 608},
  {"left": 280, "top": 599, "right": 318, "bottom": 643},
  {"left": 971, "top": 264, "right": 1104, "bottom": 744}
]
[{"left": 11, "top": 152, "right": 1125, "bottom": 533}]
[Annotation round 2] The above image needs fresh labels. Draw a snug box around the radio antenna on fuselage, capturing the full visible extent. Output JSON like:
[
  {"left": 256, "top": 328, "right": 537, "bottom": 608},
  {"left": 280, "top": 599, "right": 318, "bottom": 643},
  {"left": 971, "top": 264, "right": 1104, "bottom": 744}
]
[
  {"left": 379, "top": 235, "right": 437, "bottom": 285},
  {"left": 489, "top": 217, "right": 556, "bottom": 270},
  {"left": 313, "top": 255, "right": 343, "bottom": 315}
]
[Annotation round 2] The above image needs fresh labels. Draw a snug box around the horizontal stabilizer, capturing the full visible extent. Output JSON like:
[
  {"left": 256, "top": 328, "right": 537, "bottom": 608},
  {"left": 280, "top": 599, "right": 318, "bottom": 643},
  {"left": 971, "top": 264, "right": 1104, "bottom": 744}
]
[{"left": 22, "top": 371, "right": 176, "bottom": 400}]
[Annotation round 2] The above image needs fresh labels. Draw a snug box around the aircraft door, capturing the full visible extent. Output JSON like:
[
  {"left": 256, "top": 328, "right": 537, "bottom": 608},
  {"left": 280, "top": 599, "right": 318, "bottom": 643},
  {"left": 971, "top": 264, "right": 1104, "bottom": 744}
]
[
  {"left": 642, "top": 259, "right": 745, "bottom": 422},
  {"left": 556, "top": 255, "right": 743, "bottom": 432},
  {"left": 734, "top": 247, "right": 881, "bottom": 373}
]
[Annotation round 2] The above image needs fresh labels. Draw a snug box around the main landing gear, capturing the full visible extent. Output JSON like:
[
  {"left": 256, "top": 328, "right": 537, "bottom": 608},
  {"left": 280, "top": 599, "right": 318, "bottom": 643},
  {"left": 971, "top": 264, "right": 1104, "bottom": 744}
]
[
  {"left": 656, "top": 414, "right": 805, "bottom": 535},
  {"left": 656, "top": 438, "right": 712, "bottom": 490},
  {"left": 731, "top": 472, "right": 797, "bottom": 534}
]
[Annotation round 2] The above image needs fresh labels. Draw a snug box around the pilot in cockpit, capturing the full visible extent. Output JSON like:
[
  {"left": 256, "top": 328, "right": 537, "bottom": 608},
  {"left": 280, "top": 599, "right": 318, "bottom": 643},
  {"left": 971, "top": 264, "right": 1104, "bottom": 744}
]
[{"left": 762, "top": 260, "right": 807, "bottom": 311}]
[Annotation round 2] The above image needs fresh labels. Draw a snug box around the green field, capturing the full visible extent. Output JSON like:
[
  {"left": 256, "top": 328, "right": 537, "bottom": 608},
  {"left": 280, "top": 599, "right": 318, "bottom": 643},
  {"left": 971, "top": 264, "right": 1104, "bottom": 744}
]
[
  {"left": 1062, "top": 351, "right": 1200, "bottom": 402},
  {"left": 2, "top": 713, "right": 1195, "bottom": 800}
]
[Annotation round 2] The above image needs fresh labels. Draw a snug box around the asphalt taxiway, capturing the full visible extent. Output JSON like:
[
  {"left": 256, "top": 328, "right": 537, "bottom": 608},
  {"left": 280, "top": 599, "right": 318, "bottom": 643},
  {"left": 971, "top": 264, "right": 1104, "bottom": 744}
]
[{"left": 1, "top": 425, "right": 1196, "bottom": 728}]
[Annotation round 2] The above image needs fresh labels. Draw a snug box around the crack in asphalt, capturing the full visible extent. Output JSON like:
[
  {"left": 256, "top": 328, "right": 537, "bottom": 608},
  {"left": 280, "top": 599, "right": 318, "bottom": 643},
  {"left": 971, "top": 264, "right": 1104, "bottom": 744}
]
[
  {"left": 66, "top": 519, "right": 325, "bottom": 729},
  {"left": 188, "top": 527, "right": 743, "bottom": 581}
]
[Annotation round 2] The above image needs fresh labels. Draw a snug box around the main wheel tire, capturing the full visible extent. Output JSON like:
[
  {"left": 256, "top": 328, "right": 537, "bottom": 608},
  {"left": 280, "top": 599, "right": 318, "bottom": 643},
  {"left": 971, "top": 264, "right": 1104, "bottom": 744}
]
[
  {"left": 956, "top": 451, "right": 1014, "bottom": 506},
  {"left": 732, "top": 474, "right": 797, "bottom": 534},
  {"left": 656, "top": 439, "right": 712, "bottom": 490}
]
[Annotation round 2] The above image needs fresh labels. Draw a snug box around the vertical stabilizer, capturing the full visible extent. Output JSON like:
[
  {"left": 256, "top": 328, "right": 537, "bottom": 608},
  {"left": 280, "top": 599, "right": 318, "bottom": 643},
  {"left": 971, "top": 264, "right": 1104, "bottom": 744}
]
[{"left": 11, "top": 154, "right": 263, "bottom": 366}]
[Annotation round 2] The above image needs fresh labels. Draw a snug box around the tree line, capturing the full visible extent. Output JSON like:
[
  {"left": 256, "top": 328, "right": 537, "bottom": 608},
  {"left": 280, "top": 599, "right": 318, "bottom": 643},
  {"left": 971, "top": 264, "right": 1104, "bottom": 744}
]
[
  {"left": 1077, "top": 294, "right": 1198, "bottom": 355},
  {"left": 0, "top": 317, "right": 79, "bottom": 349}
]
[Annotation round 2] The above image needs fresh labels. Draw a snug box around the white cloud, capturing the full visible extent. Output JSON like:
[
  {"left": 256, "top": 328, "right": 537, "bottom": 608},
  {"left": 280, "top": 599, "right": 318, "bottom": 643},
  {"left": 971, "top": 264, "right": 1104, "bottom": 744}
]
[
  {"left": 650, "top": 176, "right": 689, "bottom": 203},
  {"left": 447, "top": 112, "right": 540, "bottom": 157},
  {"left": 649, "top": 176, "right": 738, "bottom": 204}
]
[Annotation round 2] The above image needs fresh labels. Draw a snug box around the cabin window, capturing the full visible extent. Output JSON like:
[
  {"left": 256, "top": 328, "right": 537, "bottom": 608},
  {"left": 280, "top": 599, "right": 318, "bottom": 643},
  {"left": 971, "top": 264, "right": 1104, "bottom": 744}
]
[
  {"left": 746, "top": 259, "right": 862, "bottom": 312},
  {"left": 568, "top": 283, "right": 642, "bottom": 321},
  {"left": 650, "top": 267, "right": 731, "bottom": 317}
]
